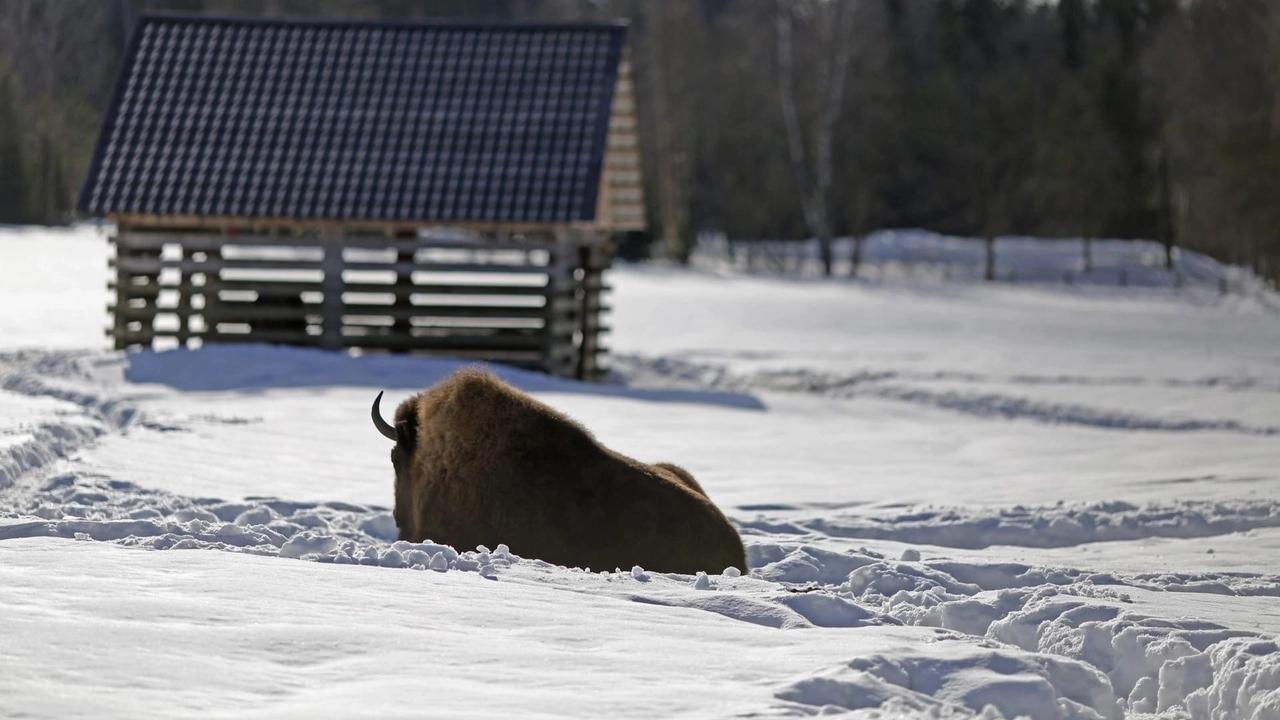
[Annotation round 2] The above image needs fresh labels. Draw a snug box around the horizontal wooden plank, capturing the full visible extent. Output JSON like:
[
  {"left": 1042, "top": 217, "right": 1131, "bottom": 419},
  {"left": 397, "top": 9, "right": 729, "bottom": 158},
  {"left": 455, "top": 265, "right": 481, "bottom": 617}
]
[
  {"left": 113, "top": 256, "right": 555, "bottom": 275},
  {"left": 110, "top": 330, "right": 159, "bottom": 344},
  {"left": 607, "top": 170, "right": 643, "bottom": 186},
  {"left": 547, "top": 297, "right": 611, "bottom": 314},
  {"left": 342, "top": 260, "right": 550, "bottom": 274},
  {"left": 548, "top": 320, "right": 611, "bottom": 336},
  {"left": 110, "top": 283, "right": 163, "bottom": 298},
  {"left": 110, "top": 280, "right": 602, "bottom": 301},
  {"left": 607, "top": 188, "right": 644, "bottom": 203},
  {"left": 114, "top": 213, "right": 611, "bottom": 236},
  {"left": 605, "top": 153, "right": 640, "bottom": 169},
  {"left": 344, "top": 305, "right": 550, "bottom": 320},
  {"left": 337, "top": 333, "right": 547, "bottom": 351},
  {"left": 115, "top": 232, "right": 563, "bottom": 253},
  {"left": 114, "top": 306, "right": 197, "bottom": 321},
  {"left": 607, "top": 134, "right": 639, "bottom": 150},
  {"left": 609, "top": 116, "right": 637, "bottom": 132}
]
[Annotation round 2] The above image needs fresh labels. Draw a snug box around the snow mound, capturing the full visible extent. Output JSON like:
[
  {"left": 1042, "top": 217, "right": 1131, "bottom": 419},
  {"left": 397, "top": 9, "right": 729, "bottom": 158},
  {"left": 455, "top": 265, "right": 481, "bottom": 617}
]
[
  {"left": 777, "top": 644, "right": 1122, "bottom": 720},
  {"left": 745, "top": 542, "right": 1280, "bottom": 718},
  {"left": 0, "top": 473, "right": 503, "bottom": 576}
]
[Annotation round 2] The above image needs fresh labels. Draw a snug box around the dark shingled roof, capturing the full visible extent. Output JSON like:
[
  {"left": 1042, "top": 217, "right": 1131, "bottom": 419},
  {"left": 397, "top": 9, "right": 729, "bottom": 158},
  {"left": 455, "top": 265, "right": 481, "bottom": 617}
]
[{"left": 79, "top": 14, "right": 627, "bottom": 224}]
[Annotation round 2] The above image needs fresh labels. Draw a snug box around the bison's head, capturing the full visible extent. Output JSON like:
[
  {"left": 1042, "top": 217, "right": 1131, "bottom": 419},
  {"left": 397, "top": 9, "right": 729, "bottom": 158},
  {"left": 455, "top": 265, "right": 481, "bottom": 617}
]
[{"left": 372, "top": 391, "right": 417, "bottom": 541}]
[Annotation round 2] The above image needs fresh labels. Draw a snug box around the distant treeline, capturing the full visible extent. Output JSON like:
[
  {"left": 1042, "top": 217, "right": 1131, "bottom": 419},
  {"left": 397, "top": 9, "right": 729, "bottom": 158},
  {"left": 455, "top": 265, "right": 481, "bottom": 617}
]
[{"left": 0, "top": 0, "right": 1276, "bottom": 281}]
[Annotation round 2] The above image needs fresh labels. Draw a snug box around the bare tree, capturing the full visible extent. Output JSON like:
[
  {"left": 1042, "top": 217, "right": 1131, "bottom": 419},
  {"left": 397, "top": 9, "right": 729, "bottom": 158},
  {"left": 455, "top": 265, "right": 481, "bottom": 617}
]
[{"left": 775, "top": 0, "right": 855, "bottom": 276}]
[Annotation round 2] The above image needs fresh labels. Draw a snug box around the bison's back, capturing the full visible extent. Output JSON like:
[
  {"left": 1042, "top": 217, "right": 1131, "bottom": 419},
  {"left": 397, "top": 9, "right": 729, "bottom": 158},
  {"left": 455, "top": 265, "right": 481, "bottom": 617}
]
[{"left": 406, "top": 371, "right": 746, "bottom": 574}]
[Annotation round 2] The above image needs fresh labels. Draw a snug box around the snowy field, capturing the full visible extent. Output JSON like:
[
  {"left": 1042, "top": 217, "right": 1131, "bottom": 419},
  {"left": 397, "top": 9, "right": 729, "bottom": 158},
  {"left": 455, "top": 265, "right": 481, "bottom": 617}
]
[{"left": 2, "top": 225, "right": 1278, "bottom": 719}]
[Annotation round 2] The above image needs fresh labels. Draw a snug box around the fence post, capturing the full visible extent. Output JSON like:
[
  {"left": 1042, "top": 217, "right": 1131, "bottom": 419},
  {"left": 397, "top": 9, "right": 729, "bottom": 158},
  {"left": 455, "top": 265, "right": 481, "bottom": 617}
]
[
  {"left": 1083, "top": 237, "right": 1092, "bottom": 273},
  {"left": 984, "top": 237, "right": 996, "bottom": 281},
  {"left": 850, "top": 235, "right": 863, "bottom": 278}
]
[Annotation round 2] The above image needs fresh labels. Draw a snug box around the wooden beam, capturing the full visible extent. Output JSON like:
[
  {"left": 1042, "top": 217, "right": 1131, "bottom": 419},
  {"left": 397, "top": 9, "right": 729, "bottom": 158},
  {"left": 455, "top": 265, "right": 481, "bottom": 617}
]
[{"left": 113, "top": 214, "right": 611, "bottom": 236}]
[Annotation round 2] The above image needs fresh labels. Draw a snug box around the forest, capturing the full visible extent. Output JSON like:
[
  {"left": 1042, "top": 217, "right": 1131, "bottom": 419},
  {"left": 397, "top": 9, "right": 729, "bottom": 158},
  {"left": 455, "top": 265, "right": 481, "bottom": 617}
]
[{"left": 1, "top": 0, "right": 1277, "bottom": 281}]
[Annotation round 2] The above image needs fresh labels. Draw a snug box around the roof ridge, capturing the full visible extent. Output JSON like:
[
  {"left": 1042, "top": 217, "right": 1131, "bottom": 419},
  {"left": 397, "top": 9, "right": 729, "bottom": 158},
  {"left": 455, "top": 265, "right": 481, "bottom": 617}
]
[{"left": 138, "top": 12, "right": 630, "bottom": 32}]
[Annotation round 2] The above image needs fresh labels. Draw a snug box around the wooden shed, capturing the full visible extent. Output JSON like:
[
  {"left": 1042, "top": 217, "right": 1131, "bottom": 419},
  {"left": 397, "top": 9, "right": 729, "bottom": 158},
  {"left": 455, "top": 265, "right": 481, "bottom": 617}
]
[{"left": 78, "top": 13, "right": 644, "bottom": 380}]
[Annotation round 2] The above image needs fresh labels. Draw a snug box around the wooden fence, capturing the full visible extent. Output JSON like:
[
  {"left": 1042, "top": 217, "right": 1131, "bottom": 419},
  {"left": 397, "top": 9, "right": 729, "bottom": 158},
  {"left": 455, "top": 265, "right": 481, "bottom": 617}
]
[{"left": 109, "top": 229, "right": 611, "bottom": 380}]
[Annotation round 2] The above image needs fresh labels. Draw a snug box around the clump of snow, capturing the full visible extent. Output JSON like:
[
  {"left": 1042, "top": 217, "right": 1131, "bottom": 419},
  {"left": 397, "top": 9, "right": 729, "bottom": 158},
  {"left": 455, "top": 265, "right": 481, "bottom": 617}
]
[
  {"left": 233, "top": 505, "right": 279, "bottom": 527},
  {"left": 278, "top": 531, "right": 338, "bottom": 560},
  {"left": 722, "top": 566, "right": 742, "bottom": 578},
  {"left": 693, "top": 571, "right": 713, "bottom": 590},
  {"left": 358, "top": 512, "right": 398, "bottom": 541},
  {"left": 901, "top": 549, "right": 922, "bottom": 562},
  {"left": 631, "top": 565, "right": 650, "bottom": 582}
]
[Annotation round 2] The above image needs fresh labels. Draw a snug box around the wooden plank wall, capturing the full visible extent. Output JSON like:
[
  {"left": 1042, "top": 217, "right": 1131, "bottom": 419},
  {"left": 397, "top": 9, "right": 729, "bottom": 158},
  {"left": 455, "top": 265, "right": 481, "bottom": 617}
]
[
  {"left": 596, "top": 50, "right": 646, "bottom": 233},
  {"left": 109, "top": 229, "right": 612, "bottom": 380}
]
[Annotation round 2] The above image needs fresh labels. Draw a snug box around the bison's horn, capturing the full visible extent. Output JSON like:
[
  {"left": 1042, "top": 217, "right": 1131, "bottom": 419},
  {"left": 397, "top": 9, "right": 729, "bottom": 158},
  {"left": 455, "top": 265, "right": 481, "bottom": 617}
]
[{"left": 371, "top": 391, "right": 397, "bottom": 441}]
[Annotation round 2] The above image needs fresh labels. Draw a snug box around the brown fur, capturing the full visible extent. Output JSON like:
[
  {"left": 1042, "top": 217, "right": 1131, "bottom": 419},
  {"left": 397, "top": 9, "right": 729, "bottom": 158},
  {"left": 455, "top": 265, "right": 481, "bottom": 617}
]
[{"left": 387, "top": 368, "right": 747, "bottom": 574}]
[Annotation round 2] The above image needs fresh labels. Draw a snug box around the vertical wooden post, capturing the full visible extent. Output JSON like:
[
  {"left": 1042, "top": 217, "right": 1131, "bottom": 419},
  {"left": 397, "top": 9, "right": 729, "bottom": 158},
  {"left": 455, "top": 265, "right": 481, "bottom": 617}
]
[
  {"left": 1083, "top": 237, "right": 1093, "bottom": 273},
  {"left": 392, "top": 230, "right": 416, "bottom": 349},
  {"left": 320, "top": 232, "right": 345, "bottom": 350},
  {"left": 543, "top": 232, "right": 576, "bottom": 376},
  {"left": 110, "top": 231, "right": 127, "bottom": 350},
  {"left": 175, "top": 242, "right": 191, "bottom": 346},
  {"left": 582, "top": 238, "right": 612, "bottom": 381},
  {"left": 984, "top": 237, "right": 996, "bottom": 281},
  {"left": 112, "top": 229, "right": 161, "bottom": 349},
  {"left": 201, "top": 240, "right": 223, "bottom": 343}
]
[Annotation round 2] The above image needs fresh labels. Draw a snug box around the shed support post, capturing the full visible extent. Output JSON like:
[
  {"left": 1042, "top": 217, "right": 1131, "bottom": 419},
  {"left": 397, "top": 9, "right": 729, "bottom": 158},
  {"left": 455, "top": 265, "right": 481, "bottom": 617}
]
[
  {"left": 543, "top": 232, "right": 577, "bottom": 377},
  {"left": 392, "top": 230, "right": 416, "bottom": 349},
  {"left": 320, "top": 233, "right": 344, "bottom": 350},
  {"left": 175, "top": 242, "right": 191, "bottom": 346},
  {"left": 578, "top": 236, "right": 611, "bottom": 380},
  {"left": 110, "top": 231, "right": 127, "bottom": 350}
]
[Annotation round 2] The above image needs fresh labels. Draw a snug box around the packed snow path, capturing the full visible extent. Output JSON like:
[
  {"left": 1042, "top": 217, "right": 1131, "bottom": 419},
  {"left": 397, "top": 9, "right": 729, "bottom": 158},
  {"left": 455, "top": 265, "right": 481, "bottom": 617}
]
[{"left": 2, "top": 227, "right": 1279, "bottom": 718}]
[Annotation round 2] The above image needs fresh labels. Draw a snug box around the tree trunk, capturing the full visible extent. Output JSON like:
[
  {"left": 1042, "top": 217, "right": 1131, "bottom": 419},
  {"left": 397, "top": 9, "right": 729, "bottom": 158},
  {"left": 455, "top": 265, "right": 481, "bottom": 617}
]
[
  {"left": 775, "top": 2, "right": 854, "bottom": 277},
  {"left": 642, "top": 1, "right": 691, "bottom": 264}
]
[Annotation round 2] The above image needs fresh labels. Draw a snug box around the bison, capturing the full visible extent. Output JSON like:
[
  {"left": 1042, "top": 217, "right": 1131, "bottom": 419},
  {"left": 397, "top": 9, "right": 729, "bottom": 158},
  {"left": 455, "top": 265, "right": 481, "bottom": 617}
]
[{"left": 371, "top": 368, "right": 747, "bottom": 574}]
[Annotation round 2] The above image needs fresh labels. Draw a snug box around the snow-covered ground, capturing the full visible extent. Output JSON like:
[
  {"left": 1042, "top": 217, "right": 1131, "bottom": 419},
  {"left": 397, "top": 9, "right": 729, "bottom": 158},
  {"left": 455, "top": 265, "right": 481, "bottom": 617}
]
[{"left": 1, "top": 226, "right": 1278, "bottom": 719}]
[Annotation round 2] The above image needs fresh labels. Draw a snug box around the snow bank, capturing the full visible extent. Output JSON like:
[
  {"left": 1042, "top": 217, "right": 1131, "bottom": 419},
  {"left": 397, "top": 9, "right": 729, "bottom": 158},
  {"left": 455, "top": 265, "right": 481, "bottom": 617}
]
[{"left": 693, "top": 228, "right": 1279, "bottom": 298}]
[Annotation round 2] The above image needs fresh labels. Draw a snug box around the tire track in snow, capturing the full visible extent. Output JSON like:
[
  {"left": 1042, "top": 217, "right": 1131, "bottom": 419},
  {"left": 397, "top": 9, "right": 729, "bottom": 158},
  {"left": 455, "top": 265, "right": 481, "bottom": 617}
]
[
  {"left": 612, "top": 354, "right": 1280, "bottom": 435},
  {"left": 739, "top": 499, "right": 1280, "bottom": 550},
  {"left": 0, "top": 351, "right": 148, "bottom": 488},
  {"left": 0, "top": 422, "right": 104, "bottom": 490}
]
